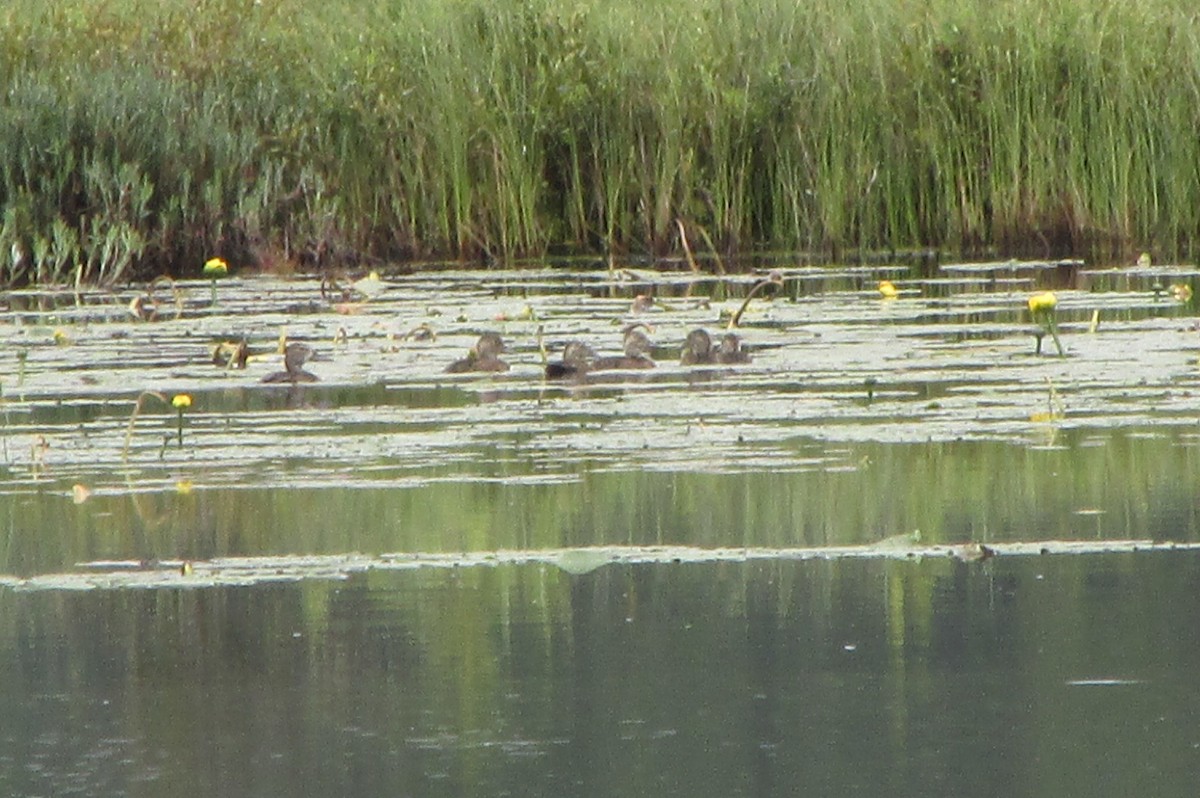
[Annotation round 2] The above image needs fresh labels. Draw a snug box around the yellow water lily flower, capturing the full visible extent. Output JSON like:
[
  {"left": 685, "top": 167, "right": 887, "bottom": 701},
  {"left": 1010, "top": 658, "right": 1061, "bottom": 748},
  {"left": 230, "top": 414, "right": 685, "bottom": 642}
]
[
  {"left": 1027, "top": 292, "right": 1058, "bottom": 314},
  {"left": 877, "top": 280, "right": 899, "bottom": 299},
  {"left": 171, "top": 393, "right": 193, "bottom": 409},
  {"left": 1170, "top": 283, "right": 1193, "bottom": 302},
  {"left": 203, "top": 257, "right": 229, "bottom": 277},
  {"left": 1029, "top": 292, "right": 1065, "bottom": 357}
]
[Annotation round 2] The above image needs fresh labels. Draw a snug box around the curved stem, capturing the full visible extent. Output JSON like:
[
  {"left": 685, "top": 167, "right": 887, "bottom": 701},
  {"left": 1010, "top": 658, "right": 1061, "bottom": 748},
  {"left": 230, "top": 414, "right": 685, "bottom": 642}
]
[
  {"left": 122, "top": 391, "right": 168, "bottom": 462},
  {"left": 728, "top": 273, "right": 784, "bottom": 329}
]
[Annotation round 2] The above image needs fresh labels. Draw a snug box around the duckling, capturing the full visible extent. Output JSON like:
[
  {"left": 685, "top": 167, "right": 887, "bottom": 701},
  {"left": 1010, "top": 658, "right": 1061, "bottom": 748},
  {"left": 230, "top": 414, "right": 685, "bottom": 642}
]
[
  {"left": 715, "top": 332, "right": 751, "bottom": 364},
  {"left": 545, "top": 341, "right": 595, "bottom": 379},
  {"left": 262, "top": 342, "right": 319, "bottom": 383},
  {"left": 592, "top": 324, "right": 656, "bottom": 370},
  {"left": 680, "top": 328, "right": 716, "bottom": 365},
  {"left": 445, "top": 333, "right": 509, "bottom": 373},
  {"left": 680, "top": 328, "right": 751, "bottom": 365}
]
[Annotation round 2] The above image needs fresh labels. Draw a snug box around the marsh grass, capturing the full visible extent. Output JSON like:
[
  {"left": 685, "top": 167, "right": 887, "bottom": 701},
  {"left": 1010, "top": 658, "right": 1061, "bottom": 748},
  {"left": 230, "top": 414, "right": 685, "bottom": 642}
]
[{"left": 3, "top": 0, "right": 1200, "bottom": 284}]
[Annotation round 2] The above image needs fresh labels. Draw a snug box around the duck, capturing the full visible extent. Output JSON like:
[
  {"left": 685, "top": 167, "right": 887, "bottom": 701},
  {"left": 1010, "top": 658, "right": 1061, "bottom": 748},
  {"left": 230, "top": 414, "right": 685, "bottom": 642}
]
[
  {"left": 715, "top": 332, "right": 751, "bottom": 364},
  {"left": 445, "top": 333, "right": 510, "bottom": 373},
  {"left": 592, "top": 324, "right": 656, "bottom": 370},
  {"left": 680, "top": 328, "right": 716, "bottom": 365},
  {"left": 262, "top": 342, "right": 319, "bottom": 383},
  {"left": 545, "top": 341, "right": 595, "bottom": 379},
  {"left": 680, "top": 328, "right": 752, "bottom": 365}
]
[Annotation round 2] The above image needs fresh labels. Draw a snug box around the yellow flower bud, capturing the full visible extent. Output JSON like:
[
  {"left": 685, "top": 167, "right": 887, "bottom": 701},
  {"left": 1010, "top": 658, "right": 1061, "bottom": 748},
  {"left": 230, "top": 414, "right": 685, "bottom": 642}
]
[{"left": 1027, "top": 292, "right": 1058, "bottom": 314}]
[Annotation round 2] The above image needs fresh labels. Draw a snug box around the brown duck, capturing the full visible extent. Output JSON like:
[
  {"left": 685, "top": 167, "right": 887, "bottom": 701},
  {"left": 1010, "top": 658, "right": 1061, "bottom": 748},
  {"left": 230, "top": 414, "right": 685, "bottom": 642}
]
[
  {"left": 545, "top": 341, "right": 595, "bottom": 379},
  {"left": 715, "top": 332, "right": 751, "bottom": 364},
  {"left": 680, "top": 329, "right": 752, "bottom": 365},
  {"left": 262, "top": 342, "right": 319, "bottom": 383},
  {"left": 592, "top": 325, "right": 656, "bottom": 370},
  {"left": 446, "top": 333, "right": 510, "bottom": 373}
]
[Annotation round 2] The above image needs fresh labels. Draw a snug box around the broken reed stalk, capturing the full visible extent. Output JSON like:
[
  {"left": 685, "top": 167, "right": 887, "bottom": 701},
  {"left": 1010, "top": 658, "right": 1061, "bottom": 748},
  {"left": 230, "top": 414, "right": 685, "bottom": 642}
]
[
  {"left": 675, "top": 218, "right": 701, "bottom": 273},
  {"left": 535, "top": 324, "right": 548, "bottom": 367},
  {"left": 693, "top": 223, "right": 726, "bottom": 275}
]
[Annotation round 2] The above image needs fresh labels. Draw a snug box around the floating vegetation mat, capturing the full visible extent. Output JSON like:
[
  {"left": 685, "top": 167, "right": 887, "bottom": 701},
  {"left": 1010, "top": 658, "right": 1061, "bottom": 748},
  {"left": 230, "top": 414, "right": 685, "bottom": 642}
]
[
  {"left": 2, "top": 540, "right": 1197, "bottom": 591},
  {"left": 1, "top": 261, "right": 1198, "bottom": 496}
]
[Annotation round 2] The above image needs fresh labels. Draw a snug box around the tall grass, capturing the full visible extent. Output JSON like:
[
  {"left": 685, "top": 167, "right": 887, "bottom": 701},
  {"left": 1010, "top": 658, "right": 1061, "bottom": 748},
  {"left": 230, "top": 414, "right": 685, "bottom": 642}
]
[{"left": 2, "top": 0, "right": 1200, "bottom": 284}]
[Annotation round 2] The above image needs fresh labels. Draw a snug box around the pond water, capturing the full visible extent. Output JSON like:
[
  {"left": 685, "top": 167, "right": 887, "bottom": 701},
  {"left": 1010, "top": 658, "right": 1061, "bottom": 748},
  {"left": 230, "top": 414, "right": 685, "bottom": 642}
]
[{"left": 2, "top": 259, "right": 1200, "bottom": 795}]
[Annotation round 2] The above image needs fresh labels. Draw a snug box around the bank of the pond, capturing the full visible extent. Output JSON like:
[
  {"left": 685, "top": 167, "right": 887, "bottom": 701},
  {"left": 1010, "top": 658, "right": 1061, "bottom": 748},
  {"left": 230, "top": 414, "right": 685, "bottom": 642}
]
[{"left": 2, "top": 0, "right": 1200, "bottom": 283}]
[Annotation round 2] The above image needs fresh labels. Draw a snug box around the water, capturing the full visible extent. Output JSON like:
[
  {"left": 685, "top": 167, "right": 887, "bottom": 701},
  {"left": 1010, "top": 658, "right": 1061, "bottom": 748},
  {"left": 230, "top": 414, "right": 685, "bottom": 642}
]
[
  {"left": 2, "top": 260, "right": 1200, "bottom": 795},
  {"left": 3, "top": 556, "right": 1199, "bottom": 796}
]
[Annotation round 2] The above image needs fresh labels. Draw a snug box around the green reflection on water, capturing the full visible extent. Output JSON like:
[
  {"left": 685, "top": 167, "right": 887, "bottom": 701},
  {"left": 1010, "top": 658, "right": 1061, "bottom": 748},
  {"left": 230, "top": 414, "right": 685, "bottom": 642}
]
[
  {"left": 2, "top": 555, "right": 1199, "bottom": 797},
  {"left": 2, "top": 427, "right": 1198, "bottom": 576}
]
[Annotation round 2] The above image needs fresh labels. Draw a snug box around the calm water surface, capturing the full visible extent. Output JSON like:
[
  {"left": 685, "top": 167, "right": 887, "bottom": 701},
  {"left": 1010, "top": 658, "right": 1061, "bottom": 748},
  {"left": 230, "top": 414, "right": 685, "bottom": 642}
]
[
  {"left": 3, "top": 556, "right": 1200, "bottom": 797},
  {"left": 2, "top": 261, "right": 1200, "bottom": 795}
]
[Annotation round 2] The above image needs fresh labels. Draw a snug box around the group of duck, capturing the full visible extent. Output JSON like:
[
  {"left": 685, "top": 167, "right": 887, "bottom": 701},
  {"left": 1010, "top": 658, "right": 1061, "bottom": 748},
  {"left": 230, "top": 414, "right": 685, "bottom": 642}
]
[
  {"left": 234, "top": 325, "right": 752, "bottom": 384},
  {"left": 204, "top": 269, "right": 787, "bottom": 384},
  {"left": 445, "top": 325, "right": 751, "bottom": 379}
]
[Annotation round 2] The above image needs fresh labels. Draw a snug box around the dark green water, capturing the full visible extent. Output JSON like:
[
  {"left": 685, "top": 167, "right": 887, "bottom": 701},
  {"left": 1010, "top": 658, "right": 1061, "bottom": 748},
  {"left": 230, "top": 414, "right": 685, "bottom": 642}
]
[{"left": 3, "top": 554, "right": 1200, "bottom": 797}]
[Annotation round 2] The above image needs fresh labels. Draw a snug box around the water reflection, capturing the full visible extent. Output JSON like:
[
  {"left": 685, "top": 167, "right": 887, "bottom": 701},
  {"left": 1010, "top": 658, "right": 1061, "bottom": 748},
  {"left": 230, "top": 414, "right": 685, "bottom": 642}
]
[
  {"left": 2, "top": 554, "right": 1198, "bottom": 796},
  {"left": 2, "top": 427, "right": 1199, "bottom": 577}
]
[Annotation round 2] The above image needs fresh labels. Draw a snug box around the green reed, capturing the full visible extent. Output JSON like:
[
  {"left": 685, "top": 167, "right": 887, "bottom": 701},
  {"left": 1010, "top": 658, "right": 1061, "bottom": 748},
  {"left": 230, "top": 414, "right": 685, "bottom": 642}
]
[{"left": 2, "top": 0, "right": 1200, "bottom": 284}]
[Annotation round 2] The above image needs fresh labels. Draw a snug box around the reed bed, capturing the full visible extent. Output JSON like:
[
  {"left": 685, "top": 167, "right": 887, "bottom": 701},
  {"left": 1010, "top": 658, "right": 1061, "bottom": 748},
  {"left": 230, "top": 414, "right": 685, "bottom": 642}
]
[{"left": 2, "top": 0, "right": 1199, "bottom": 283}]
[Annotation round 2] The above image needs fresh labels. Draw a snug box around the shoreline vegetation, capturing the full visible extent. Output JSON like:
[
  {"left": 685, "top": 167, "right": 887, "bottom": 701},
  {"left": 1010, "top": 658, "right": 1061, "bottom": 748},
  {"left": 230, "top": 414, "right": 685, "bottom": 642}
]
[{"left": 2, "top": 0, "right": 1199, "bottom": 285}]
